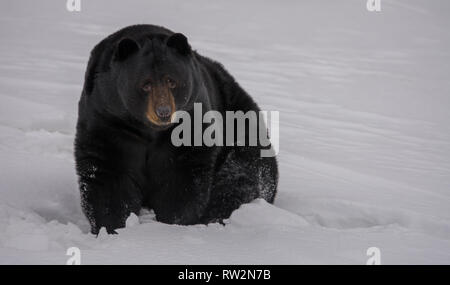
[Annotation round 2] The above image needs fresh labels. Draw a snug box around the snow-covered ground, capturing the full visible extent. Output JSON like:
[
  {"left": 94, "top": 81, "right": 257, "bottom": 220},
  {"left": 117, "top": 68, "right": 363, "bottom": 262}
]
[{"left": 1, "top": 0, "right": 449, "bottom": 264}]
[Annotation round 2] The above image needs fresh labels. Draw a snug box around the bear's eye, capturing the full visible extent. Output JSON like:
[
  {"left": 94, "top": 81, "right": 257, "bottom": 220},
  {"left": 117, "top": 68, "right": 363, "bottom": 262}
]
[
  {"left": 142, "top": 83, "right": 152, "bottom": 92},
  {"left": 166, "top": 77, "right": 176, "bottom": 89}
]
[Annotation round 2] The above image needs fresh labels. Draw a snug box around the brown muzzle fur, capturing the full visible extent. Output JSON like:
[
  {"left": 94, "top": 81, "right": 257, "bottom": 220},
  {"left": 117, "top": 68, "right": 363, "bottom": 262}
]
[{"left": 145, "top": 85, "right": 176, "bottom": 125}]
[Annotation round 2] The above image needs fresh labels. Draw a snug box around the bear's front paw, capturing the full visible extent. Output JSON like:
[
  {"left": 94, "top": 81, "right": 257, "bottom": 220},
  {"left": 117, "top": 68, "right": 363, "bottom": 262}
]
[{"left": 89, "top": 213, "right": 128, "bottom": 235}]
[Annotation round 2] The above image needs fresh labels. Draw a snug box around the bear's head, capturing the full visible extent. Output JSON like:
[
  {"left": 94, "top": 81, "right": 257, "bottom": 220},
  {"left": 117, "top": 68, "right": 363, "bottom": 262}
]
[{"left": 110, "top": 33, "right": 196, "bottom": 130}]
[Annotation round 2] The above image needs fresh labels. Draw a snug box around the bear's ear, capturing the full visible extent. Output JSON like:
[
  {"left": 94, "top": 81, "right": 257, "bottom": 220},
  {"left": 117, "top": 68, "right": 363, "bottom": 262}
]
[
  {"left": 167, "top": 33, "right": 191, "bottom": 56},
  {"left": 113, "top": 38, "right": 140, "bottom": 62}
]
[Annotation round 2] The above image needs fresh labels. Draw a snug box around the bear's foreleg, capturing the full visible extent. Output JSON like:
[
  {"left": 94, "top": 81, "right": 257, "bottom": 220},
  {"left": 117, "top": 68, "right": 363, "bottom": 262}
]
[{"left": 75, "top": 129, "right": 145, "bottom": 234}]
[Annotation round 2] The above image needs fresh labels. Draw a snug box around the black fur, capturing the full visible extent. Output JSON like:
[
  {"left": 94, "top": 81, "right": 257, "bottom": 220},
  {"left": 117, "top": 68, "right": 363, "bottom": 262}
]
[{"left": 75, "top": 25, "right": 278, "bottom": 234}]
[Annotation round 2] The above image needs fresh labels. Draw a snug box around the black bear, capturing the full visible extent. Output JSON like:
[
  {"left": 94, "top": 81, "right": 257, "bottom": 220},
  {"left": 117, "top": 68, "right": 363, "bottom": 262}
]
[{"left": 75, "top": 25, "right": 278, "bottom": 234}]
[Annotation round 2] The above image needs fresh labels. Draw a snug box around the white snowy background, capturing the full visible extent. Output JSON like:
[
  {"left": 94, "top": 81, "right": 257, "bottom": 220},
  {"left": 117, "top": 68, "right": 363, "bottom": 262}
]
[{"left": 0, "top": 0, "right": 449, "bottom": 264}]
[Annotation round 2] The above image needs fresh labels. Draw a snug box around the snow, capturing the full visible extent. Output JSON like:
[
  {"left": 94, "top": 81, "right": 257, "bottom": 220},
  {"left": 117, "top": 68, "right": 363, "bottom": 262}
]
[{"left": 1, "top": 0, "right": 450, "bottom": 264}]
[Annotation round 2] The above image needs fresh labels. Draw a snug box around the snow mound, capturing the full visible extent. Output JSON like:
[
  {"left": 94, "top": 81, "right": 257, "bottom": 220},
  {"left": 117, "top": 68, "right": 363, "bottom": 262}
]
[{"left": 227, "top": 199, "right": 309, "bottom": 228}]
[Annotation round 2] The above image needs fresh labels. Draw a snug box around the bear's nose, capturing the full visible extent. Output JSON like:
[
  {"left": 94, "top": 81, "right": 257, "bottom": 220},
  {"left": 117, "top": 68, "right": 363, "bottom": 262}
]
[{"left": 156, "top": 105, "right": 172, "bottom": 120}]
